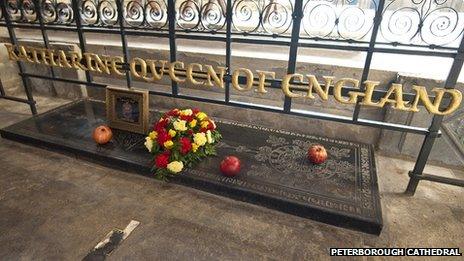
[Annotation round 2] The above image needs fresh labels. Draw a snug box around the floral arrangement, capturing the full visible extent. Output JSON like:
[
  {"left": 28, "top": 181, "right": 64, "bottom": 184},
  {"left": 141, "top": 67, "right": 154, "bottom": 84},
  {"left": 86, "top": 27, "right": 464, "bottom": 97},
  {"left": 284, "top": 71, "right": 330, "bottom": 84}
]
[{"left": 144, "top": 108, "right": 222, "bottom": 180}]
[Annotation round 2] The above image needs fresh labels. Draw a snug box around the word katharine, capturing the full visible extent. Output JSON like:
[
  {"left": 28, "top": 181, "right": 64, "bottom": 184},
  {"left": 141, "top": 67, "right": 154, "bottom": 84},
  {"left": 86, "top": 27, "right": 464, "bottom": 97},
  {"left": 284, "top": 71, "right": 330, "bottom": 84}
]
[{"left": 5, "top": 43, "right": 462, "bottom": 116}]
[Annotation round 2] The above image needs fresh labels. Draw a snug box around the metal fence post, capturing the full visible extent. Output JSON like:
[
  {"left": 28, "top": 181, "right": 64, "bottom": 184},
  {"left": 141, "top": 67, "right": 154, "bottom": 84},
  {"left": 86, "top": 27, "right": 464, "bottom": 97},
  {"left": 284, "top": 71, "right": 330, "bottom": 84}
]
[
  {"left": 71, "top": 0, "right": 93, "bottom": 85},
  {"left": 0, "top": 0, "right": 37, "bottom": 115},
  {"left": 405, "top": 36, "right": 464, "bottom": 195},
  {"left": 167, "top": 0, "right": 178, "bottom": 95},
  {"left": 352, "top": 0, "right": 386, "bottom": 121},
  {"left": 283, "top": 0, "right": 304, "bottom": 113},
  {"left": 224, "top": 0, "right": 232, "bottom": 103},
  {"left": 116, "top": 0, "right": 132, "bottom": 89},
  {"left": 33, "top": 0, "right": 57, "bottom": 96}
]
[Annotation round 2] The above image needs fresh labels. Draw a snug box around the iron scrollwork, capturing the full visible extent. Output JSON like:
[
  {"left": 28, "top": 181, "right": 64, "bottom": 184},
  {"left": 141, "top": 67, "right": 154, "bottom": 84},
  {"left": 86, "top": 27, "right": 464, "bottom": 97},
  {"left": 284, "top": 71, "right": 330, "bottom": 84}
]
[
  {"left": 41, "top": 0, "right": 74, "bottom": 24},
  {"left": 301, "top": 0, "right": 377, "bottom": 41},
  {"left": 2, "top": 0, "right": 75, "bottom": 24},
  {"left": 1, "top": 0, "right": 464, "bottom": 47},
  {"left": 232, "top": 0, "right": 293, "bottom": 35},
  {"left": 176, "top": 0, "right": 227, "bottom": 32},
  {"left": 380, "top": 0, "right": 464, "bottom": 47},
  {"left": 79, "top": 0, "right": 169, "bottom": 29}
]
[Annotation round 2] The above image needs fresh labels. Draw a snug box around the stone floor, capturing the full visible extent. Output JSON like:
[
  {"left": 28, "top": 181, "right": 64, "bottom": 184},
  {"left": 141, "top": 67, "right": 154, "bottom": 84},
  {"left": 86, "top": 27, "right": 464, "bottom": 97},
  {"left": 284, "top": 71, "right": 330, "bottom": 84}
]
[{"left": 0, "top": 97, "right": 463, "bottom": 260}]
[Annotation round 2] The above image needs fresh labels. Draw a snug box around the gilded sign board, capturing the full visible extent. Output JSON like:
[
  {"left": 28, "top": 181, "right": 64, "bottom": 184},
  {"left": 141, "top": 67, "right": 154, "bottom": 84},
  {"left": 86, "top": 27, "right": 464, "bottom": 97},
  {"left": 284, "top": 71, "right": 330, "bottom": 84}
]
[{"left": 4, "top": 43, "right": 462, "bottom": 116}]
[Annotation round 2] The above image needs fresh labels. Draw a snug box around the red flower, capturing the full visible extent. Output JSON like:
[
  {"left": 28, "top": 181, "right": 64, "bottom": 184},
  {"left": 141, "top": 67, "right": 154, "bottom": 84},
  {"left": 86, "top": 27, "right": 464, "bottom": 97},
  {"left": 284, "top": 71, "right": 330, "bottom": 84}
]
[
  {"left": 166, "top": 109, "right": 180, "bottom": 117},
  {"left": 192, "top": 108, "right": 200, "bottom": 115},
  {"left": 187, "top": 130, "right": 194, "bottom": 136},
  {"left": 156, "top": 129, "right": 170, "bottom": 145},
  {"left": 207, "top": 120, "right": 216, "bottom": 131},
  {"left": 179, "top": 137, "right": 192, "bottom": 155},
  {"left": 155, "top": 153, "right": 170, "bottom": 168},
  {"left": 180, "top": 114, "right": 193, "bottom": 122},
  {"left": 154, "top": 118, "right": 169, "bottom": 132}
]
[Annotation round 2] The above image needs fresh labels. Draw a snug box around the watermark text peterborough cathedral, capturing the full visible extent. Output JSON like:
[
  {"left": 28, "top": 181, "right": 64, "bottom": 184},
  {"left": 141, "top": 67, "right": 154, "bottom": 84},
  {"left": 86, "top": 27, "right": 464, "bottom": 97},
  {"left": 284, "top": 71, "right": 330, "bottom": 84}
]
[{"left": 4, "top": 43, "right": 462, "bottom": 116}]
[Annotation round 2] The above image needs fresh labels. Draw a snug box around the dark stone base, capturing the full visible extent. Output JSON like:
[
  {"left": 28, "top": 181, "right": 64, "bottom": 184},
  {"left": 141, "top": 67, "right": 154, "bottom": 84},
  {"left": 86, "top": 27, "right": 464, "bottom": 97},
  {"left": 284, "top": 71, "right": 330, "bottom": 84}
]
[{"left": 0, "top": 100, "right": 383, "bottom": 234}]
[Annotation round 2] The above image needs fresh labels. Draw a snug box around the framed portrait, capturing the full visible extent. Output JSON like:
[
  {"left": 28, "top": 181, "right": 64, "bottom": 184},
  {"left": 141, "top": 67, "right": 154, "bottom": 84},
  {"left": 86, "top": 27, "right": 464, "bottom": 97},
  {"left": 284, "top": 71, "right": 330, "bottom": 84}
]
[{"left": 106, "top": 86, "right": 149, "bottom": 134}]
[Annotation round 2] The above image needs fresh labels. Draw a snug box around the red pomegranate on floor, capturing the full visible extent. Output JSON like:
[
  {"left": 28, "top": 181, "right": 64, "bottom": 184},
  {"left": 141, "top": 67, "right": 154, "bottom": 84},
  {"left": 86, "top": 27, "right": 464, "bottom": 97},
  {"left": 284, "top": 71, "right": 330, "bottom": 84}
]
[
  {"left": 93, "top": 125, "right": 113, "bottom": 145},
  {"left": 307, "top": 144, "right": 328, "bottom": 164},
  {"left": 220, "top": 156, "right": 241, "bottom": 177}
]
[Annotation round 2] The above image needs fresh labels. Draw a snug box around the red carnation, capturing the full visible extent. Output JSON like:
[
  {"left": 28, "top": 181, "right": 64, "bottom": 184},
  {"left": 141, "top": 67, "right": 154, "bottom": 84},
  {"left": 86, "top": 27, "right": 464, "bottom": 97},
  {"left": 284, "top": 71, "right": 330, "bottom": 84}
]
[
  {"left": 179, "top": 137, "right": 192, "bottom": 155},
  {"left": 154, "top": 118, "right": 169, "bottom": 132},
  {"left": 155, "top": 153, "right": 170, "bottom": 168},
  {"left": 156, "top": 129, "right": 170, "bottom": 145},
  {"left": 207, "top": 120, "right": 215, "bottom": 131},
  {"left": 166, "top": 109, "right": 180, "bottom": 117},
  {"left": 180, "top": 114, "right": 193, "bottom": 122},
  {"left": 192, "top": 108, "right": 200, "bottom": 115}
]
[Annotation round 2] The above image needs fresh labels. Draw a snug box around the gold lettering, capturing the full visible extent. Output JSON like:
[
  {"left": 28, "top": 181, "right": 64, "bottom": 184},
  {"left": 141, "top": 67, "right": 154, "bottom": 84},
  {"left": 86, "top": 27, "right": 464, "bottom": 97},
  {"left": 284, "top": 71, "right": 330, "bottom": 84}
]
[
  {"left": 411, "top": 86, "right": 462, "bottom": 115},
  {"left": 232, "top": 68, "right": 254, "bottom": 91},
  {"left": 110, "top": 56, "right": 125, "bottom": 76},
  {"left": 28, "top": 46, "right": 41, "bottom": 63},
  {"left": 186, "top": 63, "right": 204, "bottom": 85},
  {"left": 306, "top": 75, "right": 334, "bottom": 100},
  {"left": 256, "top": 70, "right": 275, "bottom": 94},
  {"left": 18, "top": 46, "right": 34, "bottom": 63},
  {"left": 333, "top": 78, "right": 361, "bottom": 104},
  {"left": 378, "top": 83, "right": 410, "bottom": 110},
  {"left": 281, "top": 74, "right": 304, "bottom": 98},
  {"left": 56, "top": 50, "right": 72, "bottom": 68},
  {"left": 94, "top": 54, "right": 111, "bottom": 74},
  {"left": 204, "top": 65, "right": 225, "bottom": 88},
  {"left": 39, "top": 48, "right": 57, "bottom": 66},
  {"left": 4, "top": 43, "right": 19, "bottom": 60},
  {"left": 130, "top": 57, "right": 147, "bottom": 78},
  {"left": 69, "top": 51, "right": 87, "bottom": 70},
  {"left": 145, "top": 59, "right": 167, "bottom": 81},
  {"left": 169, "top": 61, "right": 186, "bottom": 83}
]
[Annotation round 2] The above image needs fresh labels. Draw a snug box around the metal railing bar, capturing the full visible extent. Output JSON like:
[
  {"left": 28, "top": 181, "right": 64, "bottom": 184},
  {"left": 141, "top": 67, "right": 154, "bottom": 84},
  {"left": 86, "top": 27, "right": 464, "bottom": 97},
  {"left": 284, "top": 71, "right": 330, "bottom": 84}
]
[
  {"left": 167, "top": 0, "right": 178, "bottom": 95},
  {"left": 19, "top": 71, "right": 433, "bottom": 136},
  {"left": 33, "top": 0, "right": 57, "bottom": 96},
  {"left": 283, "top": 0, "right": 304, "bottom": 113},
  {"left": 405, "top": 33, "right": 464, "bottom": 195},
  {"left": 0, "top": 1, "right": 37, "bottom": 114},
  {"left": 71, "top": 0, "right": 93, "bottom": 85},
  {"left": 0, "top": 95, "right": 36, "bottom": 104},
  {"left": 353, "top": 0, "right": 386, "bottom": 121},
  {"left": 115, "top": 0, "right": 132, "bottom": 89},
  {"left": 20, "top": 73, "right": 106, "bottom": 88},
  {"left": 224, "top": 0, "right": 232, "bottom": 103}
]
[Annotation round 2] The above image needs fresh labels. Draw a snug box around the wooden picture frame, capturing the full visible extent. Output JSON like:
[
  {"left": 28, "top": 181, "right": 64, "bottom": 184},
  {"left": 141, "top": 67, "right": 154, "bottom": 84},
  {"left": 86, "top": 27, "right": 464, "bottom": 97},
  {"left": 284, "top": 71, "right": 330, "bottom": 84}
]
[{"left": 106, "top": 86, "right": 149, "bottom": 134}]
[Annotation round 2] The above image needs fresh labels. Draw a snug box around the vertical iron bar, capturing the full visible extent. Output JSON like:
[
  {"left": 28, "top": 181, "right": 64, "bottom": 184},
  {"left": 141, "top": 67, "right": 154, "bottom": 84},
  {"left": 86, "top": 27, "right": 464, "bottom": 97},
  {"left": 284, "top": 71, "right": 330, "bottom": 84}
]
[
  {"left": 0, "top": 1, "right": 37, "bottom": 114},
  {"left": 0, "top": 79, "right": 6, "bottom": 96},
  {"left": 71, "top": 0, "right": 93, "bottom": 84},
  {"left": 283, "top": 0, "right": 303, "bottom": 113},
  {"left": 33, "top": 0, "right": 57, "bottom": 96},
  {"left": 405, "top": 36, "right": 464, "bottom": 195},
  {"left": 167, "top": 0, "right": 178, "bottom": 95},
  {"left": 225, "top": 0, "right": 232, "bottom": 103},
  {"left": 116, "top": 0, "right": 132, "bottom": 88},
  {"left": 352, "top": 0, "right": 386, "bottom": 121}
]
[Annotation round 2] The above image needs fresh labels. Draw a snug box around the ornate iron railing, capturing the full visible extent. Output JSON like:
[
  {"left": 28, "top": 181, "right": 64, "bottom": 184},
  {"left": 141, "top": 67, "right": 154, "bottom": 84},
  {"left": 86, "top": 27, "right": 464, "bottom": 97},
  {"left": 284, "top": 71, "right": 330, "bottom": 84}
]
[
  {"left": 2, "top": 0, "right": 464, "bottom": 48},
  {"left": 0, "top": 0, "right": 463, "bottom": 195}
]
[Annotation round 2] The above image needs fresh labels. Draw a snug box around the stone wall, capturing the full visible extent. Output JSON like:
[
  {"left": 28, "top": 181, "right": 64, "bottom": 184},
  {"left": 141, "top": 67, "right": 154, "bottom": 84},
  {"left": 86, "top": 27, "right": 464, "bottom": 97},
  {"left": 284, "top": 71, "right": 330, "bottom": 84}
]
[{"left": 0, "top": 35, "right": 462, "bottom": 169}]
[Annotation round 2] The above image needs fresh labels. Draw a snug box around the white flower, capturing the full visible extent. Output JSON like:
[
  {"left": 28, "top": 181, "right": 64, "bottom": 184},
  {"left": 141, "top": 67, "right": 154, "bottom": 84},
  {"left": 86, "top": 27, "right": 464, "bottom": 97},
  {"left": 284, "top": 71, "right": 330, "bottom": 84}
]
[
  {"left": 144, "top": 137, "right": 153, "bottom": 152},
  {"left": 206, "top": 130, "right": 214, "bottom": 144},
  {"left": 173, "top": 120, "right": 188, "bottom": 131},
  {"left": 167, "top": 161, "right": 184, "bottom": 173},
  {"left": 193, "top": 132, "right": 207, "bottom": 146}
]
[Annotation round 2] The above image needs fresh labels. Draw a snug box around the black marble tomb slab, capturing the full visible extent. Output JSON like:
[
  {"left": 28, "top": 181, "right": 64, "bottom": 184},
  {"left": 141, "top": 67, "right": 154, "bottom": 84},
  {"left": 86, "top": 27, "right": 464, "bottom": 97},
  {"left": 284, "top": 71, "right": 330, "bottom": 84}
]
[{"left": 0, "top": 100, "right": 382, "bottom": 234}]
